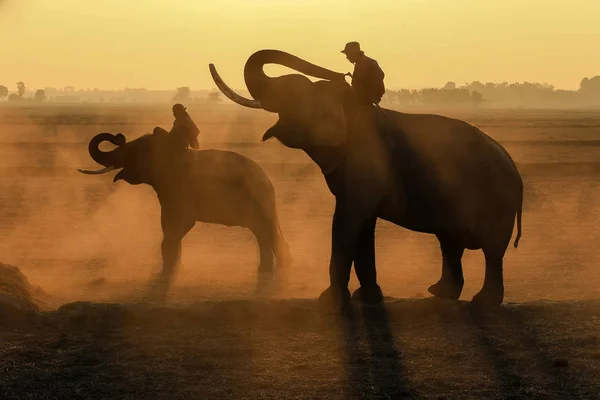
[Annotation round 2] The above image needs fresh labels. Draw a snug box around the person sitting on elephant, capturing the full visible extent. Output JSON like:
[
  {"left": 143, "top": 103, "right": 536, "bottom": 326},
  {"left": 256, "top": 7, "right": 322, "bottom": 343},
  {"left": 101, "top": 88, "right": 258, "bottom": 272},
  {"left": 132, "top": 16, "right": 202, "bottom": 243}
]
[
  {"left": 341, "top": 41, "right": 386, "bottom": 107},
  {"left": 153, "top": 103, "right": 200, "bottom": 150}
]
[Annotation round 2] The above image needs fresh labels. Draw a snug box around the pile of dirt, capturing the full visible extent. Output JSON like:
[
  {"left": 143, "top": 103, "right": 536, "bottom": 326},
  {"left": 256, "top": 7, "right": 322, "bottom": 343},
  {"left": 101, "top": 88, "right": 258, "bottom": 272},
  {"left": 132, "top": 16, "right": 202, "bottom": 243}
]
[{"left": 0, "top": 262, "right": 50, "bottom": 321}]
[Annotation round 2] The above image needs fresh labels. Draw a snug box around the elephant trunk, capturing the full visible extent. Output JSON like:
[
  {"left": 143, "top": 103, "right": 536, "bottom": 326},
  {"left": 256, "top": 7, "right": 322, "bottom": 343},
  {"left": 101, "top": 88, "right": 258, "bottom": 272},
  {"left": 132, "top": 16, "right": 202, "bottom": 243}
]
[
  {"left": 209, "top": 50, "right": 345, "bottom": 112},
  {"left": 243, "top": 50, "right": 345, "bottom": 103},
  {"left": 88, "top": 133, "right": 126, "bottom": 167}
]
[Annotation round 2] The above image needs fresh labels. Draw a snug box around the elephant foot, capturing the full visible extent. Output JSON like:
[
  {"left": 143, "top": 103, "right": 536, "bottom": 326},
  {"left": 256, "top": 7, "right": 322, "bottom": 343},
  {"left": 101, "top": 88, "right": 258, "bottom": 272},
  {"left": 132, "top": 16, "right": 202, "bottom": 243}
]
[
  {"left": 351, "top": 285, "right": 384, "bottom": 304},
  {"left": 318, "top": 286, "right": 351, "bottom": 311},
  {"left": 254, "top": 270, "right": 277, "bottom": 298},
  {"left": 471, "top": 287, "right": 504, "bottom": 309},
  {"left": 428, "top": 279, "right": 463, "bottom": 300},
  {"left": 144, "top": 275, "right": 171, "bottom": 304}
]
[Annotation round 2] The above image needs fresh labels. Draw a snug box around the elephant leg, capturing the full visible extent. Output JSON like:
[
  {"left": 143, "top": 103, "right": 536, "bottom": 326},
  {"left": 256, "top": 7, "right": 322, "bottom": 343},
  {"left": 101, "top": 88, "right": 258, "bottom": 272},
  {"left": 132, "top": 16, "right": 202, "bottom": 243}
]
[
  {"left": 472, "top": 216, "right": 513, "bottom": 308},
  {"left": 148, "top": 208, "right": 195, "bottom": 301},
  {"left": 472, "top": 249, "right": 505, "bottom": 308},
  {"left": 319, "top": 200, "right": 370, "bottom": 310},
  {"left": 252, "top": 225, "right": 275, "bottom": 274},
  {"left": 428, "top": 236, "right": 465, "bottom": 300},
  {"left": 248, "top": 208, "right": 279, "bottom": 297},
  {"left": 351, "top": 216, "right": 384, "bottom": 304}
]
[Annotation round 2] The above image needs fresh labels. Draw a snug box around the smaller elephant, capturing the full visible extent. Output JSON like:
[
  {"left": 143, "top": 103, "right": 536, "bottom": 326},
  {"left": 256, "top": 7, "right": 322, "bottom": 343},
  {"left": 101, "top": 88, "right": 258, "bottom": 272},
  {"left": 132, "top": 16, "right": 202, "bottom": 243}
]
[{"left": 78, "top": 130, "right": 291, "bottom": 299}]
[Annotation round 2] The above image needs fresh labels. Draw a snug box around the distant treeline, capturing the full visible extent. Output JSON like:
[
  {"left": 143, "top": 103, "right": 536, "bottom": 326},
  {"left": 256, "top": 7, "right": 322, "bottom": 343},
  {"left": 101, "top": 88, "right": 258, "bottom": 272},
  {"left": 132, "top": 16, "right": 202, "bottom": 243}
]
[
  {"left": 381, "top": 76, "right": 600, "bottom": 108},
  {"left": 0, "top": 85, "right": 223, "bottom": 105},
  {"left": 2, "top": 76, "right": 600, "bottom": 108}
]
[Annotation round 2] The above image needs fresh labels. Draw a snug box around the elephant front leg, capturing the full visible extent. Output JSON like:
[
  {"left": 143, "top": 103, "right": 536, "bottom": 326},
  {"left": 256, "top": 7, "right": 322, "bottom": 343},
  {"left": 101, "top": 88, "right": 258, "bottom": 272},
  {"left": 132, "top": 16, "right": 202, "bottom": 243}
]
[
  {"left": 147, "top": 236, "right": 185, "bottom": 302},
  {"left": 318, "top": 201, "right": 369, "bottom": 310},
  {"left": 161, "top": 236, "right": 182, "bottom": 285},
  {"left": 147, "top": 207, "right": 195, "bottom": 302},
  {"left": 351, "top": 216, "right": 384, "bottom": 304}
]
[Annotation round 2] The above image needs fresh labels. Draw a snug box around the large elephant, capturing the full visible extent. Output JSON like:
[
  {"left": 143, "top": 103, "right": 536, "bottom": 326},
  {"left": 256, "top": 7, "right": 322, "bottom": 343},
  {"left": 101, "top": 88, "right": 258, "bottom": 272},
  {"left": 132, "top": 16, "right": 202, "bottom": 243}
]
[
  {"left": 208, "top": 50, "right": 524, "bottom": 309},
  {"left": 78, "top": 130, "right": 291, "bottom": 298}
]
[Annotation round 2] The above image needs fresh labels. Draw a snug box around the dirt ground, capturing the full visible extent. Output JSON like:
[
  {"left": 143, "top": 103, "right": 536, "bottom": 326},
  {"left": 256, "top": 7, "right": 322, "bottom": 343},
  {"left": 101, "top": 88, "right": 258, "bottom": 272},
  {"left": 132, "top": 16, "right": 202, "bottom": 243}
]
[{"left": 0, "top": 104, "right": 599, "bottom": 399}]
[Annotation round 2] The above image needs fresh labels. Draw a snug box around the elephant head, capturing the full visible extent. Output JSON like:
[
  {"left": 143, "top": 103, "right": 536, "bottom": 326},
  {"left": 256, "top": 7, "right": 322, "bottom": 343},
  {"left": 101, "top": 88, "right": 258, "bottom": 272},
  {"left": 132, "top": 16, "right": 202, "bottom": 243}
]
[
  {"left": 78, "top": 130, "right": 182, "bottom": 186},
  {"left": 209, "top": 50, "right": 358, "bottom": 173}
]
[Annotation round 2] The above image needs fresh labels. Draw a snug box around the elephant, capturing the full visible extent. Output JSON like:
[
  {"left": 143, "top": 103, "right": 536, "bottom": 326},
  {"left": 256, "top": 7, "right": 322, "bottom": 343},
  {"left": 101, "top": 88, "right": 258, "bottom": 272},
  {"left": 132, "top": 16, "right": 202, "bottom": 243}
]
[
  {"left": 208, "top": 49, "right": 524, "bottom": 309},
  {"left": 78, "top": 130, "right": 292, "bottom": 299}
]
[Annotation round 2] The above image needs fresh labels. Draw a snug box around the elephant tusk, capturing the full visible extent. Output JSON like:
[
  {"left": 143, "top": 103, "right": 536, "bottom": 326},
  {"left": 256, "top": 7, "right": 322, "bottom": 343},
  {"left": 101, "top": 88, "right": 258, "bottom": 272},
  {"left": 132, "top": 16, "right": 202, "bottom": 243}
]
[
  {"left": 208, "top": 63, "right": 263, "bottom": 109},
  {"left": 77, "top": 166, "right": 117, "bottom": 175}
]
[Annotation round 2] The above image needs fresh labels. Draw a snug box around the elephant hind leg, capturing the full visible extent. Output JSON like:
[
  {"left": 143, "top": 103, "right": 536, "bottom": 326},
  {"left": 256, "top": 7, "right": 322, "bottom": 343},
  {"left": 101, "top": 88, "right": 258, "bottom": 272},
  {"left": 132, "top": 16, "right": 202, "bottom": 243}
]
[
  {"left": 273, "top": 219, "right": 292, "bottom": 269},
  {"left": 471, "top": 216, "right": 514, "bottom": 307},
  {"left": 471, "top": 247, "right": 506, "bottom": 308},
  {"left": 249, "top": 217, "right": 279, "bottom": 297},
  {"left": 256, "top": 195, "right": 292, "bottom": 270},
  {"left": 249, "top": 215, "right": 276, "bottom": 274},
  {"left": 428, "top": 236, "right": 465, "bottom": 300}
]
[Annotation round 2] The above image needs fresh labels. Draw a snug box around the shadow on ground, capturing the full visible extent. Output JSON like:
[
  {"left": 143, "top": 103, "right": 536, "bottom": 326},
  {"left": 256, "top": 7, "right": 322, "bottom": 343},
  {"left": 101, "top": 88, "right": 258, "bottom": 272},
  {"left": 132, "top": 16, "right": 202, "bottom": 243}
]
[{"left": 1, "top": 286, "right": 599, "bottom": 400}]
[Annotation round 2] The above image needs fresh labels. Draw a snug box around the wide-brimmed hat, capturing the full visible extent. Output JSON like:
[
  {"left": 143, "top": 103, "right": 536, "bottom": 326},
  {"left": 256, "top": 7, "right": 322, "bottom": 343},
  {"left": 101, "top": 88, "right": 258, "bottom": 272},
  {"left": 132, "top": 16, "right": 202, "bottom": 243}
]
[
  {"left": 341, "top": 42, "right": 364, "bottom": 55},
  {"left": 172, "top": 103, "right": 186, "bottom": 112}
]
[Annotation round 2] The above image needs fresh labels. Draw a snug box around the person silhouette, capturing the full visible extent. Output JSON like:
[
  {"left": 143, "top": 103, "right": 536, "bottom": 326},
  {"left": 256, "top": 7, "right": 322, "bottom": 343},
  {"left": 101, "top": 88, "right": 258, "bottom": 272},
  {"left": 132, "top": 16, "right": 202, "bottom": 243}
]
[
  {"left": 153, "top": 103, "right": 200, "bottom": 150},
  {"left": 341, "top": 42, "right": 386, "bottom": 108}
]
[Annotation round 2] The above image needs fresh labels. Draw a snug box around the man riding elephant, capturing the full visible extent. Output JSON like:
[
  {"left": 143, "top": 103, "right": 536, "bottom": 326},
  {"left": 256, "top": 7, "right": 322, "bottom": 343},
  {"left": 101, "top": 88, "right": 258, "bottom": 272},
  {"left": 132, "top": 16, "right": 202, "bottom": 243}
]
[
  {"left": 209, "top": 49, "right": 524, "bottom": 310},
  {"left": 154, "top": 103, "right": 200, "bottom": 150},
  {"left": 341, "top": 42, "right": 386, "bottom": 108}
]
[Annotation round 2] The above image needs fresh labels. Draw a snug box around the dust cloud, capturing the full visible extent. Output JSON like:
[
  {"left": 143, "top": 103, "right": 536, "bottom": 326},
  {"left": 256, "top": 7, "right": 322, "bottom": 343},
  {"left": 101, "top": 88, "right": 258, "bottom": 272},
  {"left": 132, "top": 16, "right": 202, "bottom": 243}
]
[{"left": 0, "top": 104, "right": 599, "bottom": 309}]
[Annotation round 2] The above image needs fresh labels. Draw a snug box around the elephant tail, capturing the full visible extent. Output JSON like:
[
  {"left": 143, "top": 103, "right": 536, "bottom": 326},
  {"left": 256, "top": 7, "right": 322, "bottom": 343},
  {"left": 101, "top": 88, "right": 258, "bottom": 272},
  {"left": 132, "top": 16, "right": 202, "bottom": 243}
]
[{"left": 513, "top": 198, "right": 522, "bottom": 248}]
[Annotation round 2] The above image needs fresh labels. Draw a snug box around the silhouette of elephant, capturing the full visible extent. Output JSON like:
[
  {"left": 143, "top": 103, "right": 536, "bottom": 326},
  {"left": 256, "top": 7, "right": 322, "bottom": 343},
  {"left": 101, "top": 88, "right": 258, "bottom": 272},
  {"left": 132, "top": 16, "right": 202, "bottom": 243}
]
[
  {"left": 209, "top": 49, "right": 523, "bottom": 309},
  {"left": 78, "top": 130, "right": 291, "bottom": 299}
]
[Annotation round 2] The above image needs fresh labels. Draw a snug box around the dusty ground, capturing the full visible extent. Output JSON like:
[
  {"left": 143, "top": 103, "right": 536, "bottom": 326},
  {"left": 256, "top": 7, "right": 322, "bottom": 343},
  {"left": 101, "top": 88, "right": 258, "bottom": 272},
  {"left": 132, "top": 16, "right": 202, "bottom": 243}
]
[
  {"left": 0, "top": 104, "right": 599, "bottom": 398},
  {"left": 1, "top": 298, "right": 600, "bottom": 400}
]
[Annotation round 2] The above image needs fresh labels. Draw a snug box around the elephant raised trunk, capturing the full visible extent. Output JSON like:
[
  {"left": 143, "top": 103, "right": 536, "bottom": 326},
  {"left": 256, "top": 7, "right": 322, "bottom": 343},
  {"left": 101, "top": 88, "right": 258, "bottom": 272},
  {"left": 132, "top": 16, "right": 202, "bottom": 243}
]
[
  {"left": 209, "top": 50, "right": 346, "bottom": 112},
  {"left": 78, "top": 133, "right": 126, "bottom": 175}
]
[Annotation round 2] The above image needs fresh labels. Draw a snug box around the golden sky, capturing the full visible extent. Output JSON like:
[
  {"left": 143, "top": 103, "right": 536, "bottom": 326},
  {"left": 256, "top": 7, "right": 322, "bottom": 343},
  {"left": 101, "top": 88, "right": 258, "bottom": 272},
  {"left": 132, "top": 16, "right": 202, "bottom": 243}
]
[{"left": 1, "top": 0, "right": 598, "bottom": 91}]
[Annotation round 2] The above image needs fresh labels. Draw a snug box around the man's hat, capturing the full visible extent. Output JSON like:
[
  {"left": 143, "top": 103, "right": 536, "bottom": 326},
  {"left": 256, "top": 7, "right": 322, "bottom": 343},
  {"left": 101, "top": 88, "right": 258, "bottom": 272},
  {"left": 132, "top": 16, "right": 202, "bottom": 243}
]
[
  {"left": 172, "top": 103, "right": 186, "bottom": 112},
  {"left": 341, "top": 42, "right": 364, "bottom": 55}
]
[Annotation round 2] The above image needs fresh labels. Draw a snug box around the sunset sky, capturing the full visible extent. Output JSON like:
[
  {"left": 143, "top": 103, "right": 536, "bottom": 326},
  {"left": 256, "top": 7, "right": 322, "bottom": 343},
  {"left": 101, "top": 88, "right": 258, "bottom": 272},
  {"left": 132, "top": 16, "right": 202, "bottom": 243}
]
[{"left": 1, "top": 0, "right": 598, "bottom": 91}]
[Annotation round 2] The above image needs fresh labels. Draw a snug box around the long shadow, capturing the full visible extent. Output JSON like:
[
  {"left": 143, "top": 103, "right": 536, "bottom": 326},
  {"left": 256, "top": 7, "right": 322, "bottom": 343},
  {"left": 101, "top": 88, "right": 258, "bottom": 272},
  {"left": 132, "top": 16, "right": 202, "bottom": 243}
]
[
  {"left": 505, "top": 306, "right": 598, "bottom": 399},
  {"left": 331, "top": 303, "right": 418, "bottom": 400},
  {"left": 466, "top": 307, "right": 530, "bottom": 400},
  {"left": 467, "top": 304, "right": 598, "bottom": 400}
]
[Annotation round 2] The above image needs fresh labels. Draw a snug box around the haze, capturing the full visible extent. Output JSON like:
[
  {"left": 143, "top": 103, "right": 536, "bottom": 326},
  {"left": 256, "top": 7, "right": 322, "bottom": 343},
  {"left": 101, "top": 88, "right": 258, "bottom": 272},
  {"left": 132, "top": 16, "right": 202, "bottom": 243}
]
[{"left": 1, "top": 0, "right": 598, "bottom": 91}]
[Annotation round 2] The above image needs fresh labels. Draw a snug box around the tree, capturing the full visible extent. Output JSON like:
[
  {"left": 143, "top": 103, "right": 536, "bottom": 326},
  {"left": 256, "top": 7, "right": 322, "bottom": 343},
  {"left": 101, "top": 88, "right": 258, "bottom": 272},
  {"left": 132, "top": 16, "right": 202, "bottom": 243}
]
[
  {"left": 469, "top": 81, "right": 485, "bottom": 92},
  {"left": 17, "top": 82, "right": 25, "bottom": 98},
  {"left": 580, "top": 76, "right": 600, "bottom": 93},
  {"left": 0, "top": 85, "right": 7, "bottom": 100},
  {"left": 471, "top": 91, "right": 484, "bottom": 107},
  {"left": 207, "top": 91, "right": 222, "bottom": 103},
  {"left": 443, "top": 81, "right": 456, "bottom": 90},
  {"left": 173, "top": 86, "right": 190, "bottom": 103},
  {"left": 34, "top": 89, "right": 46, "bottom": 102}
]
